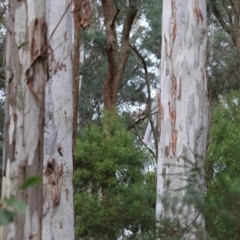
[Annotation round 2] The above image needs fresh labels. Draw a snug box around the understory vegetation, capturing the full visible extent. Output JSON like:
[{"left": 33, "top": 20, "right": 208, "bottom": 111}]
[{"left": 74, "top": 113, "right": 156, "bottom": 239}]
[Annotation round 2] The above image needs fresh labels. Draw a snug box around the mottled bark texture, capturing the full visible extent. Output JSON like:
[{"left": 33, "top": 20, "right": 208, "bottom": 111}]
[
  {"left": 156, "top": 1, "right": 208, "bottom": 239},
  {"left": 101, "top": 0, "right": 138, "bottom": 109},
  {"left": 43, "top": 0, "right": 74, "bottom": 239},
  {"left": 0, "top": 1, "right": 46, "bottom": 239}
]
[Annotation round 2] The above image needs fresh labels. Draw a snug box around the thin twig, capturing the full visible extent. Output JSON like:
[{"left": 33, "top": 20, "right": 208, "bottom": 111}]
[
  {"left": 132, "top": 122, "right": 157, "bottom": 160},
  {"left": 111, "top": 5, "right": 120, "bottom": 27},
  {"left": 130, "top": 44, "right": 158, "bottom": 160},
  {"left": 47, "top": 0, "right": 73, "bottom": 44}
]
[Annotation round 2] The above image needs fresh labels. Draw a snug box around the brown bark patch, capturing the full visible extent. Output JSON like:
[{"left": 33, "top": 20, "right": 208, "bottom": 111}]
[
  {"left": 168, "top": 101, "right": 176, "bottom": 128},
  {"left": 172, "top": 13, "right": 177, "bottom": 43},
  {"left": 26, "top": 17, "right": 47, "bottom": 106},
  {"left": 44, "top": 158, "right": 63, "bottom": 207},
  {"left": 193, "top": 2, "right": 203, "bottom": 23},
  {"left": 170, "top": 74, "right": 177, "bottom": 97},
  {"left": 73, "top": 0, "right": 91, "bottom": 30},
  {"left": 164, "top": 145, "right": 169, "bottom": 157},
  {"left": 171, "top": 129, "right": 178, "bottom": 156},
  {"left": 29, "top": 17, "right": 46, "bottom": 64},
  {"left": 57, "top": 146, "right": 63, "bottom": 156}
]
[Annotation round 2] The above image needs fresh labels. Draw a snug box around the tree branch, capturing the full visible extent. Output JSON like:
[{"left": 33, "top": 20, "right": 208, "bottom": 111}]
[{"left": 210, "top": 1, "right": 233, "bottom": 43}]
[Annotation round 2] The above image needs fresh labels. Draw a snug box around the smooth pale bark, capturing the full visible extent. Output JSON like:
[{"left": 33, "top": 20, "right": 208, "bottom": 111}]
[
  {"left": 43, "top": 1, "right": 74, "bottom": 239},
  {"left": 0, "top": 1, "right": 46, "bottom": 239},
  {"left": 157, "top": 1, "right": 208, "bottom": 238}
]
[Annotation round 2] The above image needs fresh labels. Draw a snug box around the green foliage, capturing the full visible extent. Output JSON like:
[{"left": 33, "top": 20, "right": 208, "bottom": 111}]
[
  {"left": 207, "top": 0, "right": 240, "bottom": 100},
  {"left": 207, "top": 91, "right": 240, "bottom": 180},
  {"left": 140, "top": 0, "right": 162, "bottom": 58},
  {"left": 206, "top": 91, "right": 240, "bottom": 239},
  {"left": 78, "top": 0, "right": 161, "bottom": 127},
  {"left": 0, "top": 197, "right": 26, "bottom": 225},
  {"left": 19, "top": 176, "right": 41, "bottom": 190},
  {"left": 2, "top": 198, "right": 26, "bottom": 214},
  {"left": 0, "top": 208, "right": 14, "bottom": 225},
  {"left": 74, "top": 112, "right": 156, "bottom": 239},
  {"left": 78, "top": 29, "right": 107, "bottom": 127},
  {"left": 207, "top": 29, "right": 240, "bottom": 100}
]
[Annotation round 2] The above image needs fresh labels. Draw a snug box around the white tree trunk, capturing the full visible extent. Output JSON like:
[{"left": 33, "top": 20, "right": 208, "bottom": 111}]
[
  {"left": 43, "top": 1, "right": 74, "bottom": 239},
  {"left": 0, "top": 1, "right": 46, "bottom": 239},
  {"left": 156, "top": 1, "right": 208, "bottom": 239}
]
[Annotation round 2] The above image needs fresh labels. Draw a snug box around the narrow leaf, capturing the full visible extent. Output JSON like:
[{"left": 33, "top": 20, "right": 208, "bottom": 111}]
[
  {"left": 0, "top": 209, "right": 14, "bottom": 225},
  {"left": 4, "top": 198, "right": 26, "bottom": 214},
  {"left": 19, "top": 176, "right": 41, "bottom": 190}
]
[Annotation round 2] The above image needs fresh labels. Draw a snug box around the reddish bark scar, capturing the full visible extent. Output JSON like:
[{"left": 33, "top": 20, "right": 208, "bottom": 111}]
[
  {"left": 171, "top": 129, "right": 178, "bottom": 156},
  {"left": 193, "top": 2, "right": 203, "bottom": 22},
  {"left": 168, "top": 101, "right": 176, "bottom": 128},
  {"left": 57, "top": 146, "right": 63, "bottom": 156},
  {"left": 172, "top": 14, "right": 177, "bottom": 43},
  {"left": 44, "top": 158, "right": 63, "bottom": 207}
]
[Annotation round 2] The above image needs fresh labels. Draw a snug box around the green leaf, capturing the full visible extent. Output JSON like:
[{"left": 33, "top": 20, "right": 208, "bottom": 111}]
[
  {"left": 4, "top": 198, "right": 26, "bottom": 214},
  {"left": 19, "top": 176, "right": 41, "bottom": 190},
  {"left": 0, "top": 209, "right": 14, "bottom": 225}
]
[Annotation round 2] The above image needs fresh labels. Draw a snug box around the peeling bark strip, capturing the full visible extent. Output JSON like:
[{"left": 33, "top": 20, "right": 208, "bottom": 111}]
[
  {"left": 101, "top": 0, "right": 138, "bottom": 109},
  {"left": 156, "top": 0, "right": 208, "bottom": 238},
  {"left": 0, "top": 1, "right": 46, "bottom": 239},
  {"left": 27, "top": 18, "right": 47, "bottom": 107},
  {"left": 43, "top": 0, "right": 74, "bottom": 239}
]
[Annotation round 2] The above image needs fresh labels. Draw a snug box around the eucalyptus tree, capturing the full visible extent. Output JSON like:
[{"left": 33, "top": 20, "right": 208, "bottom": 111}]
[
  {"left": 156, "top": 1, "right": 208, "bottom": 238},
  {"left": 101, "top": 0, "right": 138, "bottom": 110},
  {"left": 79, "top": 0, "right": 161, "bottom": 129},
  {"left": 43, "top": 1, "right": 74, "bottom": 239},
  {"left": 0, "top": 0, "right": 46, "bottom": 239}
]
